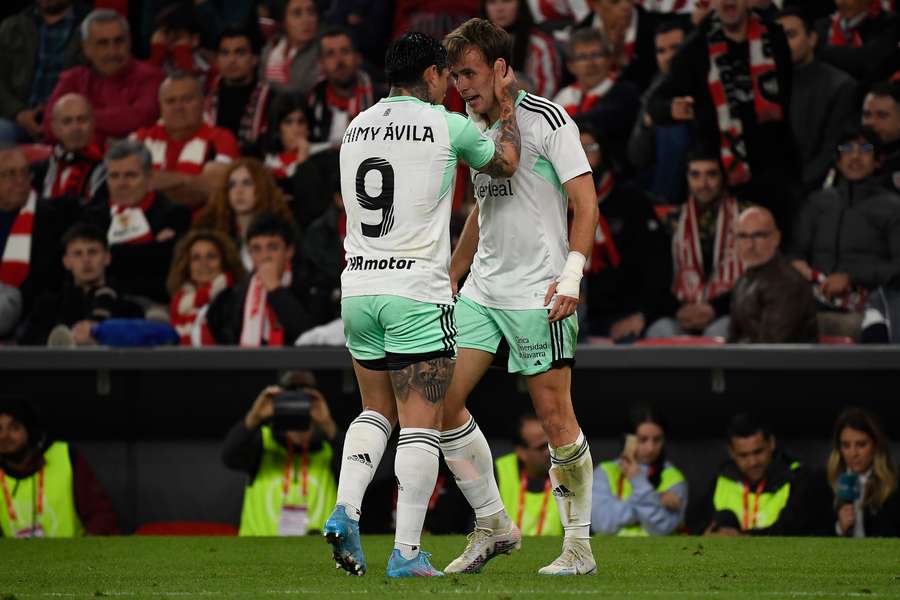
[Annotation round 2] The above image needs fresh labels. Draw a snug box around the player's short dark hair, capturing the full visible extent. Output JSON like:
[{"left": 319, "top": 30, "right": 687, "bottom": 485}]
[
  {"left": 444, "top": 18, "right": 512, "bottom": 68},
  {"left": 62, "top": 223, "right": 108, "bottom": 251},
  {"left": 246, "top": 211, "right": 296, "bottom": 247},
  {"left": 385, "top": 32, "right": 448, "bottom": 88},
  {"left": 217, "top": 23, "right": 263, "bottom": 55},
  {"left": 775, "top": 6, "right": 815, "bottom": 34},
  {"left": 654, "top": 19, "right": 688, "bottom": 38},
  {"left": 317, "top": 24, "right": 355, "bottom": 53},
  {"left": 727, "top": 413, "right": 772, "bottom": 442}
]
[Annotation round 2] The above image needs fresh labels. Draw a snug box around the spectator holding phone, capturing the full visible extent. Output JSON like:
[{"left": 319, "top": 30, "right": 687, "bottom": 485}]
[
  {"left": 591, "top": 406, "right": 687, "bottom": 536},
  {"left": 222, "top": 370, "right": 344, "bottom": 536},
  {"left": 828, "top": 407, "right": 900, "bottom": 537}
]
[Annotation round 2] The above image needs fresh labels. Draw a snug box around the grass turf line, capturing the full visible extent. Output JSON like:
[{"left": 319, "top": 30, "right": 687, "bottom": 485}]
[{"left": 1, "top": 535, "right": 899, "bottom": 599}]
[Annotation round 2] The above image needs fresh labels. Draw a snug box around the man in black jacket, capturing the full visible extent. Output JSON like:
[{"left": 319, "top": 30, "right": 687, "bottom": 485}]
[
  {"left": 82, "top": 140, "right": 191, "bottom": 305},
  {"left": 863, "top": 81, "right": 900, "bottom": 195},
  {"left": 649, "top": 0, "right": 799, "bottom": 234},
  {"left": 20, "top": 223, "right": 141, "bottom": 345},
  {"left": 207, "top": 212, "right": 322, "bottom": 346}
]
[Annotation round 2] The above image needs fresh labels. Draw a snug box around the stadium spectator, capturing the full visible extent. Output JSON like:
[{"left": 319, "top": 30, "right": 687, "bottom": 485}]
[
  {"left": 789, "top": 125, "right": 900, "bottom": 343},
  {"left": 263, "top": 93, "right": 333, "bottom": 224},
  {"left": 134, "top": 72, "right": 239, "bottom": 211},
  {"left": 578, "top": 124, "right": 671, "bottom": 341},
  {"left": 44, "top": 9, "right": 164, "bottom": 143},
  {"left": 495, "top": 413, "right": 563, "bottom": 536},
  {"left": 828, "top": 407, "right": 900, "bottom": 537},
  {"left": 36, "top": 93, "right": 105, "bottom": 205},
  {"left": 777, "top": 8, "right": 858, "bottom": 195},
  {"left": 577, "top": 0, "right": 666, "bottom": 91},
  {"left": 816, "top": 0, "right": 899, "bottom": 89},
  {"left": 206, "top": 211, "right": 322, "bottom": 346},
  {"left": 645, "top": 148, "right": 741, "bottom": 339},
  {"left": 166, "top": 229, "right": 245, "bottom": 346},
  {"left": 482, "top": 0, "right": 561, "bottom": 99},
  {"left": 82, "top": 140, "right": 191, "bottom": 306},
  {"left": 522, "top": 0, "right": 591, "bottom": 25},
  {"left": 222, "top": 372, "right": 343, "bottom": 536},
  {"left": 307, "top": 27, "right": 379, "bottom": 154},
  {"left": 627, "top": 19, "right": 690, "bottom": 204},
  {"left": 727, "top": 206, "right": 817, "bottom": 343},
  {"left": 554, "top": 27, "right": 641, "bottom": 171},
  {"left": 391, "top": 0, "right": 481, "bottom": 43},
  {"left": 204, "top": 25, "right": 272, "bottom": 154},
  {"left": 0, "top": 144, "right": 69, "bottom": 329},
  {"left": 0, "top": 0, "right": 88, "bottom": 143},
  {"left": 198, "top": 157, "right": 298, "bottom": 270},
  {"left": 592, "top": 406, "right": 687, "bottom": 536},
  {"left": 697, "top": 413, "right": 810, "bottom": 536},
  {"left": 148, "top": 3, "right": 213, "bottom": 88},
  {"left": 862, "top": 82, "right": 900, "bottom": 195},
  {"left": 648, "top": 0, "right": 798, "bottom": 234},
  {"left": 0, "top": 283, "right": 21, "bottom": 338},
  {"left": 0, "top": 397, "right": 119, "bottom": 537},
  {"left": 261, "top": 0, "right": 321, "bottom": 98},
  {"left": 323, "top": 0, "right": 393, "bottom": 74},
  {"left": 301, "top": 175, "right": 344, "bottom": 323},
  {"left": 20, "top": 223, "right": 141, "bottom": 346},
  {"left": 634, "top": 0, "right": 694, "bottom": 16}
]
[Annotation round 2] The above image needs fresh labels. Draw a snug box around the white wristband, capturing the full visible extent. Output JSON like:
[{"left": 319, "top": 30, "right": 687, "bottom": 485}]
[{"left": 556, "top": 251, "right": 586, "bottom": 299}]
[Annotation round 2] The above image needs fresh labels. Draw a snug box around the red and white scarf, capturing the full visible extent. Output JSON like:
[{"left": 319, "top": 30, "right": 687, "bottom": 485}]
[
  {"left": 707, "top": 13, "right": 783, "bottom": 187},
  {"left": 556, "top": 78, "right": 614, "bottom": 116},
  {"left": 138, "top": 122, "right": 226, "bottom": 176},
  {"left": 43, "top": 143, "right": 105, "bottom": 201},
  {"left": 240, "top": 267, "right": 292, "bottom": 347},
  {"left": 672, "top": 196, "right": 743, "bottom": 303},
  {"left": 829, "top": 1, "right": 886, "bottom": 48},
  {"left": 108, "top": 193, "right": 156, "bottom": 246},
  {"left": 171, "top": 272, "right": 232, "bottom": 346},
  {"left": 0, "top": 191, "right": 37, "bottom": 288},
  {"left": 264, "top": 38, "right": 299, "bottom": 85},
  {"left": 264, "top": 151, "right": 301, "bottom": 180},
  {"left": 203, "top": 75, "right": 271, "bottom": 146},
  {"left": 809, "top": 268, "right": 868, "bottom": 313}
]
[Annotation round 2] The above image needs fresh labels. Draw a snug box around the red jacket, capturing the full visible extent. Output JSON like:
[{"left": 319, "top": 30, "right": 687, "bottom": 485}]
[{"left": 44, "top": 59, "right": 165, "bottom": 142}]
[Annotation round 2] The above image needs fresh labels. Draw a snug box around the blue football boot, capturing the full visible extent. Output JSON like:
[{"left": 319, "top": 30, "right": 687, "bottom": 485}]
[
  {"left": 323, "top": 505, "right": 366, "bottom": 576},
  {"left": 386, "top": 549, "right": 444, "bottom": 578}
]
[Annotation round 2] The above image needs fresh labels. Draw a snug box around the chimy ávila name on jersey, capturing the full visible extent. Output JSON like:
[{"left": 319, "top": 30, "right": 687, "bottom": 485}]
[{"left": 343, "top": 123, "right": 436, "bottom": 144}]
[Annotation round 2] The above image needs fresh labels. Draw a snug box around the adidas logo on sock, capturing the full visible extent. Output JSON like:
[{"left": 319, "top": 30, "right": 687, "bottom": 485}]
[
  {"left": 552, "top": 485, "right": 575, "bottom": 498},
  {"left": 347, "top": 453, "right": 373, "bottom": 467}
]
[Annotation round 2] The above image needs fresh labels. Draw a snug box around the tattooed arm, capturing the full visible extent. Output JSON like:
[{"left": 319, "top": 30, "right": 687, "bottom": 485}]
[
  {"left": 389, "top": 357, "right": 454, "bottom": 405},
  {"left": 477, "top": 59, "right": 521, "bottom": 179}
]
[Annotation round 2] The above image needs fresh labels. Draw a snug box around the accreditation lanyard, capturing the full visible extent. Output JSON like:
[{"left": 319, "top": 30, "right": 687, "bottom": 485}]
[
  {"left": 0, "top": 467, "right": 44, "bottom": 525},
  {"left": 282, "top": 441, "right": 309, "bottom": 502},
  {"left": 517, "top": 472, "right": 551, "bottom": 535},
  {"left": 741, "top": 479, "right": 766, "bottom": 531}
]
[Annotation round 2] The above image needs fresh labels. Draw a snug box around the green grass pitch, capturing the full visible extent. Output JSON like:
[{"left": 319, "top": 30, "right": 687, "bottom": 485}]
[{"left": 1, "top": 535, "right": 899, "bottom": 599}]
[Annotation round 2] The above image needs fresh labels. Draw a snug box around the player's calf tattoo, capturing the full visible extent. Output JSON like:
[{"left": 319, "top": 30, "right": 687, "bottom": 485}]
[{"left": 390, "top": 357, "right": 454, "bottom": 405}]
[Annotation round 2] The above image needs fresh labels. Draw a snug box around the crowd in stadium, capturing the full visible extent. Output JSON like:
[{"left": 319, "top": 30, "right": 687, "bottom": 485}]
[{"left": 0, "top": 0, "right": 898, "bottom": 347}]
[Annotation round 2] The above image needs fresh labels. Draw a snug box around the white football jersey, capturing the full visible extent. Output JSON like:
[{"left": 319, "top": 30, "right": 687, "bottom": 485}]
[
  {"left": 340, "top": 96, "right": 496, "bottom": 304},
  {"left": 461, "top": 92, "right": 592, "bottom": 310}
]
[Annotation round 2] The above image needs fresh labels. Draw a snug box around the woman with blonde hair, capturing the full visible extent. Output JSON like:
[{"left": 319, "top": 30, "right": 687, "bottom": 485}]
[
  {"left": 827, "top": 407, "right": 900, "bottom": 537},
  {"left": 167, "top": 229, "right": 246, "bottom": 346},
  {"left": 198, "top": 157, "right": 295, "bottom": 269}
]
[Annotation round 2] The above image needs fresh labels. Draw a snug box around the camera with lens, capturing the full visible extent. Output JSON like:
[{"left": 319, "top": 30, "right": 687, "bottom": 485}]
[{"left": 271, "top": 390, "right": 312, "bottom": 433}]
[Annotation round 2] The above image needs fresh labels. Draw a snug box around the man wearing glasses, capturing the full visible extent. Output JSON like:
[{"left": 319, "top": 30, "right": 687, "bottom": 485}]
[
  {"left": 789, "top": 125, "right": 900, "bottom": 343},
  {"left": 727, "top": 205, "right": 817, "bottom": 343}
]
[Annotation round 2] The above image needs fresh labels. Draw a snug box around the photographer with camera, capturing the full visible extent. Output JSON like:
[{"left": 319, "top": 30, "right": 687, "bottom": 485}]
[{"left": 222, "top": 371, "right": 344, "bottom": 536}]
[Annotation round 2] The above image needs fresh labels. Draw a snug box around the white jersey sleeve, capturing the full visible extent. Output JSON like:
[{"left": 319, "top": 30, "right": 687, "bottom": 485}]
[{"left": 540, "top": 106, "right": 591, "bottom": 185}]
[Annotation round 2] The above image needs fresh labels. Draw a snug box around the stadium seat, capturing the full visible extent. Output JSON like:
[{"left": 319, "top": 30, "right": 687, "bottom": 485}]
[
  {"left": 634, "top": 336, "right": 725, "bottom": 347},
  {"left": 134, "top": 521, "right": 238, "bottom": 536}
]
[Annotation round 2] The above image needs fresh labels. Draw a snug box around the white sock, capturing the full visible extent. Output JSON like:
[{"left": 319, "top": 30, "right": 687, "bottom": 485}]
[
  {"left": 394, "top": 428, "right": 440, "bottom": 559},
  {"left": 441, "top": 416, "right": 509, "bottom": 528},
  {"left": 336, "top": 409, "right": 393, "bottom": 521},
  {"left": 548, "top": 430, "right": 592, "bottom": 539}
]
